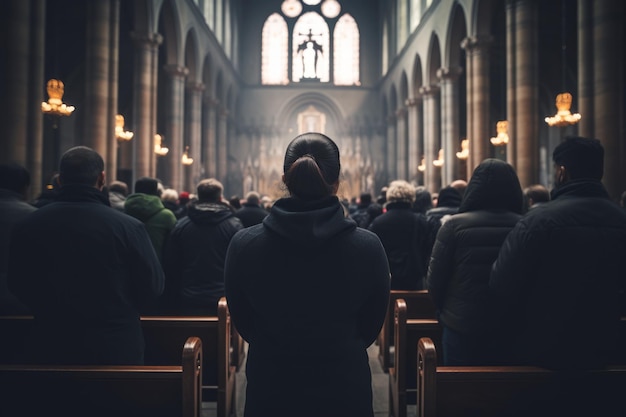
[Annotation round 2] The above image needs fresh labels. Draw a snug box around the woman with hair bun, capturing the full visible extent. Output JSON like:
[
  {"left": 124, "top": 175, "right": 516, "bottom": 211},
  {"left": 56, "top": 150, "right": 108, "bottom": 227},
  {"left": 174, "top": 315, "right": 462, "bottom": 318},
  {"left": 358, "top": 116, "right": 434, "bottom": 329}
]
[{"left": 225, "top": 132, "right": 390, "bottom": 417}]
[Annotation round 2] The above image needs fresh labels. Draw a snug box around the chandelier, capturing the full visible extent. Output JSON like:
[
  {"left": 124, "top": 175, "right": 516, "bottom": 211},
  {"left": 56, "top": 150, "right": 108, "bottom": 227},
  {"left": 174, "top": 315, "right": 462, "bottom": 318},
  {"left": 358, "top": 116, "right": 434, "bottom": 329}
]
[
  {"left": 456, "top": 139, "right": 469, "bottom": 160},
  {"left": 115, "top": 114, "right": 133, "bottom": 141},
  {"left": 41, "top": 79, "right": 75, "bottom": 117},
  {"left": 490, "top": 121, "right": 509, "bottom": 146},
  {"left": 154, "top": 134, "right": 169, "bottom": 156},
  {"left": 433, "top": 149, "right": 444, "bottom": 167},
  {"left": 182, "top": 146, "right": 194, "bottom": 165},
  {"left": 418, "top": 157, "right": 425, "bottom": 172},
  {"left": 544, "top": 92, "right": 581, "bottom": 127}
]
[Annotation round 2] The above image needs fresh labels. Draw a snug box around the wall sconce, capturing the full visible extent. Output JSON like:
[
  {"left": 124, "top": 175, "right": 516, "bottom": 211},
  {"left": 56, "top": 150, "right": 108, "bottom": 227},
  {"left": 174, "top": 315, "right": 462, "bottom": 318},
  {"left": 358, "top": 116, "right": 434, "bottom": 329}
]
[
  {"left": 154, "top": 134, "right": 169, "bottom": 156},
  {"left": 456, "top": 139, "right": 469, "bottom": 160},
  {"left": 41, "top": 79, "right": 75, "bottom": 117},
  {"left": 182, "top": 146, "right": 194, "bottom": 166},
  {"left": 490, "top": 121, "right": 509, "bottom": 146},
  {"left": 544, "top": 92, "right": 581, "bottom": 127},
  {"left": 418, "top": 157, "right": 425, "bottom": 172},
  {"left": 433, "top": 149, "right": 444, "bottom": 167},
  {"left": 115, "top": 114, "right": 133, "bottom": 141}
]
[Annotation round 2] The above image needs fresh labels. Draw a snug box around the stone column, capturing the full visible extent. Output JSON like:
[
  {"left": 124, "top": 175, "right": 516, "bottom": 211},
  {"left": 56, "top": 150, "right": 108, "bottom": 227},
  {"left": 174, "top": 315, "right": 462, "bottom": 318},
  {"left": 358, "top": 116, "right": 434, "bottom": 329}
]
[
  {"left": 163, "top": 65, "right": 188, "bottom": 192},
  {"left": 395, "top": 107, "right": 408, "bottom": 180},
  {"left": 406, "top": 96, "right": 422, "bottom": 184},
  {"left": 461, "top": 36, "right": 492, "bottom": 178},
  {"left": 106, "top": 0, "right": 120, "bottom": 181},
  {"left": 186, "top": 82, "right": 204, "bottom": 191},
  {"left": 506, "top": 0, "right": 539, "bottom": 188},
  {"left": 577, "top": 0, "right": 593, "bottom": 138},
  {"left": 202, "top": 97, "right": 218, "bottom": 178},
  {"left": 217, "top": 106, "right": 229, "bottom": 181},
  {"left": 131, "top": 32, "right": 162, "bottom": 183},
  {"left": 438, "top": 66, "right": 463, "bottom": 185},
  {"left": 420, "top": 85, "right": 441, "bottom": 193},
  {"left": 386, "top": 114, "right": 397, "bottom": 181}
]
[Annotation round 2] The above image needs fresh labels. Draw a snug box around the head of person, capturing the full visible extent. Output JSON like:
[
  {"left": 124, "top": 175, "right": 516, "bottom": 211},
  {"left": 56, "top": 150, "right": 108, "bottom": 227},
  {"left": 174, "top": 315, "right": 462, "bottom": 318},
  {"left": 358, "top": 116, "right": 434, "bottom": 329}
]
[
  {"left": 385, "top": 180, "right": 416, "bottom": 206},
  {"left": 523, "top": 184, "right": 550, "bottom": 210},
  {"left": 449, "top": 179, "right": 468, "bottom": 198},
  {"left": 179, "top": 191, "right": 190, "bottom": 206},
  {"left": 359, "top": 193, "right": 372, "bottom": 207},
  {"left": 196, "top": 178, "right": 223, "bottom": 203},
  {"left": 0, "top": 163, "right": 31, "bottom": 197},
  {"left": 245, "top": 191, "right": 261, "bottom": 206},
  {"left": 59, "top": 146, "right": 105, "bottom": 189},
  {"left": 108, "top": 180, "right": 128, "bottom": 196},
  {"left": 161, "top": 188, "right": 179, "bottom": 204},
  {"left": 282, "top": 132, "right": 340, "bottom": 201},
  {"left": 134, "top": 177, "right": 160, "bottom": 196},
  {"left": 553, "top": 136, "right": 604, "bottom": 187},
  {"left": 459, "top": 158, "right": 523, "bottom": 214},
  {"left": 413, "top": 186, "right": 433, "bottom": 214},
  {"left": 436, "top": 186, "right": 462, "bottom": 208}
]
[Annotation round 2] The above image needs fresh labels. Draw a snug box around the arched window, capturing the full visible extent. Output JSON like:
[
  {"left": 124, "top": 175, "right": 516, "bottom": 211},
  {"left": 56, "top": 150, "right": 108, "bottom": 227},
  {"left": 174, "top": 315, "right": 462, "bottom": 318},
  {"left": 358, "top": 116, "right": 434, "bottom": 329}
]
[
  {"left": 334, "top": 14, "right": 360, "bottom": 86},
  {"left": 292, "top": 12, "right": 329, "bottom": 82},
  {"left": 262, "top": 13, "right": 289, "bottom": 85}
]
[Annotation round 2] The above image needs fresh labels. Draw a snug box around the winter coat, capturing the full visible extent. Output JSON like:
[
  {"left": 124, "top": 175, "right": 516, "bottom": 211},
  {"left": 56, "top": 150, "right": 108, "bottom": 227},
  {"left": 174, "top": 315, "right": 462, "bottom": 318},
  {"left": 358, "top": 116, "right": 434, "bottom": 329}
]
[
  {"left": 225, "top": 196, "right": 390, "bottom": 417},
  {"left": 8, "top": 184, "right": 164, "bottom": 365},
  {"left": 162, "top": 201, "right": 243, "bottom": 315},
  {"left": 369, "top": 201, "right": 431, "bottom": 290},
  {"left": 427, "top": 159, "right": 523, "bottom": 337},
  {"left": 124, "top": 193, "right": 177, "bottom": 262},
  {"left": 234, "top": 203, "right": 268, "bottom": 228},
  {"left": 490, "top": 179, "right": 626, "bottom": 369}
]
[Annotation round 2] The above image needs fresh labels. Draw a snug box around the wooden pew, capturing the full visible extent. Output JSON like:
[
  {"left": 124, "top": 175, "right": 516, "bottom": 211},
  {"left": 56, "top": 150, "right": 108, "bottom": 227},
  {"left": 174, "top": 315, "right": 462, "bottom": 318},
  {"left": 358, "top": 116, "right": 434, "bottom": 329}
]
[
  {"left": 388, "top": 298, "right": 443, "bottom": 417},
  {"left": 141, "top": 297, "right": 236, "bottom": 417},
  {"left": 417, "top": 337, "right": 626, "bottom": 417},
  {"left": 0, "top": 336, "right": 202, "bottom": 417},
  {"left": 378, "top": 289, "right": 437, "bottom": 372}
]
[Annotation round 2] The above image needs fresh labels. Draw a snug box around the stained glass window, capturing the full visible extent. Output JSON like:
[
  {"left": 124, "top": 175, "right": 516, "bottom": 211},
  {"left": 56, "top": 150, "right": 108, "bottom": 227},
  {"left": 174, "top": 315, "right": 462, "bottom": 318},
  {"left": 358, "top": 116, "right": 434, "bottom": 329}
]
[
  {"left": 262, "top": 13, "right": 289, "bottom": 85},
  {"left": 292, "top": 12, "right": 329, "bottom": 82},
  {"left": 334, "top": 14, "right": 360, "bottom": 86}
]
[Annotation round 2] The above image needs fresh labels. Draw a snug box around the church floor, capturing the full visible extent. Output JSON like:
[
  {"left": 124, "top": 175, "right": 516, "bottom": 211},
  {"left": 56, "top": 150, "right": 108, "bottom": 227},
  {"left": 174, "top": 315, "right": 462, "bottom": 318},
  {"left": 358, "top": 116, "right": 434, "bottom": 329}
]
[{"left": 201, "top": 343, "right": 416, "bottom": 417}]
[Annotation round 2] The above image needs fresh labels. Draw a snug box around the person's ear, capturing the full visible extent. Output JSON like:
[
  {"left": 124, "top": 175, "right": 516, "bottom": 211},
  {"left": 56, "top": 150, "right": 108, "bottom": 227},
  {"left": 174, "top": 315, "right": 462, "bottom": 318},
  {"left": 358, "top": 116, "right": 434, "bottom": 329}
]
[
  {"left": 558, "top": 166, "right": 568, "bottom": 184},
  {"left": 96, "top": 171, "right": 106, "bottom": 190}
]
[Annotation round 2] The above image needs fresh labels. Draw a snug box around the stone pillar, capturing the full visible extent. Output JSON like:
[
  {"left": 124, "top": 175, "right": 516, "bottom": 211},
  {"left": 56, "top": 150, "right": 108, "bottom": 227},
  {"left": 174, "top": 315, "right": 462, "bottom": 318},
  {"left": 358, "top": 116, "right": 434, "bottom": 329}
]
[
  {"left": 577, "top": 0, "right": 593, "bottom": 138},
  {"left": 202, "top": 97, "right": 218, "bottom": 178},
  {"left": 84, "top": 0, "right": 112, "bottom": 159},
  {"left": 217, "top": 106, "right": 229, "bottom": 181},
  {"left": 163, "top": 65, "right": 188, "bottom": 191},
  {"left": 406, "top": 96, "right": 423, "bottom": 184},
  {"left": 186, "top": 82, "right": 204, "bottom": 191},
  {"left": 506, "top": 0, "right": 539, "bottom": 188},
  {"left": 420, "top": 85, "right": 441, "bottom": 193},
  {"left": 461, "top": 36, "right": 492, "bottom": 178},
  {"left": 438, "top": 66, "right": 463, "bottom": 185},
  {"left": 106, "top": 0, "right": 120, "bottom": 181},
  {"left": 386, "top": 114, "right": 397, "bottom": 181},
  {"left": 131, "top": 32, "right": 162, "bottom": 183},
  {"left": 395, "top": 107, "right": 408, "bottom": 180}
]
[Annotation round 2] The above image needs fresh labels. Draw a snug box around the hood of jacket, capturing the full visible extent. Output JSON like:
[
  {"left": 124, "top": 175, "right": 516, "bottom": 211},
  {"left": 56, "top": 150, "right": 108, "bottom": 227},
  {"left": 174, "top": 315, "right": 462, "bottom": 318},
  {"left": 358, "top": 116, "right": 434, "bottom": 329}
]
[
  {"left": 459, "top": 158, "right": 524, "bottom": 214},
  {"left": 187, "top": 201, "right": 235, "bottom": 225},
  {"left": 124, "top": 193, "right": 167, "bottom": 221},
  {"left": 263, "top": 195, "right": 356, "bottom": 247}
]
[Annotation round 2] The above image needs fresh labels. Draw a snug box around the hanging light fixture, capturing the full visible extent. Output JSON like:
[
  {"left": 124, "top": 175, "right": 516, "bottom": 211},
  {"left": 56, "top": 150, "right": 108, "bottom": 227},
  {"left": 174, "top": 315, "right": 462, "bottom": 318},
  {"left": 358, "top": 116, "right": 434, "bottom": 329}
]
[
  {"left": 490, "top": 121, "right": 509, "bottom": 146},
  {"left": 418, "top": 157, "right": 425, "bottom": 172},
  {"left": 154, "top": 134, "right": 169, "bottom": 156},
  {"left": 544, "top": 92, "right": 581, "bottom": 127},
  {"left": 115, "top": 114, "right": 133, "bottom": 141},
  {"left": 182, "top": 146, "right": 194, "bottom": 166},
  {"left": 456, "top": 139, "right": 469, "bottom": 160},
  {"left": 41, "top": 79, "right": 75, "bottom": 117},
  {"left": 433, "top": 149, "right": 444, "bottom": 167}
]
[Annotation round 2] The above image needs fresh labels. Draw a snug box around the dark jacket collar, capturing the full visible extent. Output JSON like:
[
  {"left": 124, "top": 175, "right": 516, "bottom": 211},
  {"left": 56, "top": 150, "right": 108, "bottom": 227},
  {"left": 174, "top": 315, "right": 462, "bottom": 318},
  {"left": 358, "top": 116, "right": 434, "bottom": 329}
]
[
  {"left": 56, "top": 184, "right": 110, "bottom": 206},
  {"left": 550, "top": 179, "right": 609, "bottom": 201}
]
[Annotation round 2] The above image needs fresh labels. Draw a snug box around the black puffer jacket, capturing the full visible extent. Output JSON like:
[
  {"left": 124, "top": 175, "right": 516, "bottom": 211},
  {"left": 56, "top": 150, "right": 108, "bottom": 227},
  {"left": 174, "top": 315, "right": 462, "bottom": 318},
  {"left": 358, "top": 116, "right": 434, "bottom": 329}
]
[
  {"left": 490, "top": 179, "right": 626, "bottom": 369},
  {"left": 427, "top": 159, "right": 523, "bottom": 334}
]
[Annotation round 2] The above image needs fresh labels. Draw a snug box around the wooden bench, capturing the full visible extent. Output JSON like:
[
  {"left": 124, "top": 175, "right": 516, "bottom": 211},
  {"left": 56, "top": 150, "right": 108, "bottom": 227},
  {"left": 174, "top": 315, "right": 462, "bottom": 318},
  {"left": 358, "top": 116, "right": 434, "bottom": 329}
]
[
  {"left": 0, "top": 336, "right": 202, "bottom": 417},
  {"left": 417, "top": 336, "right": 626, "bottom": 417},
  {"left": 378, "top": 290, "right": 437, "bottom": 372},
  {"left": 389, "top": 298, "right": 443, "bottom": 417}
]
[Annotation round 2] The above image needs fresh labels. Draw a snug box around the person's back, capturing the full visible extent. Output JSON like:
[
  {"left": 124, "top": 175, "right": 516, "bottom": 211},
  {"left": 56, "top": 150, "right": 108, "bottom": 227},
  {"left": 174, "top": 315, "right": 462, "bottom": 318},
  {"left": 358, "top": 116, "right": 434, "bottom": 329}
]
[
  {"left": 162, "top": 179, "right": 243, "bottom": 315},
  {"left": 8, "top": 146, "right": 164, "bottom": 365},
  {"left": 234, "top": 191, "right": 268, "bottom": 227},
  {"left": 490, "top": 137, "right": 626, "bottom": 369},
  {"left": 225, "top": 133, "right": 390, "bottom": 417},
  {"left": 349, "top": 192, "right": 372, "bottom": 228},
  {"left": 427, "top": 159, "right": 523, "bottom": 365}
]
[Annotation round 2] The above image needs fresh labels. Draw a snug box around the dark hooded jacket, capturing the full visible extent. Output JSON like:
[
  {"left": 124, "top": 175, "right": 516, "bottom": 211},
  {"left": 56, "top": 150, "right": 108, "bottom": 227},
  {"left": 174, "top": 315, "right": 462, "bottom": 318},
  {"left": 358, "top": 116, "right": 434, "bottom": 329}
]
[
  {"left": 225, "top": 196, "right": 390, "bottom": 417},
  {"left": 162, "top": 201, "right": 243, "bottom": 315},
  {"left": 427, "top": 159, "right": 523, "bottom": 337}
]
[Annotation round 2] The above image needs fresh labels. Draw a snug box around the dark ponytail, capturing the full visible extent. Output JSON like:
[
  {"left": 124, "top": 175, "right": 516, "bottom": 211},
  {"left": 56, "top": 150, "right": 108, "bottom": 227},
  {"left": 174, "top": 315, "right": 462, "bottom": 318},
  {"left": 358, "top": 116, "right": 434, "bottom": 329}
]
[{"left": 283, "top": 133, "right": 340, "bottom": 201}]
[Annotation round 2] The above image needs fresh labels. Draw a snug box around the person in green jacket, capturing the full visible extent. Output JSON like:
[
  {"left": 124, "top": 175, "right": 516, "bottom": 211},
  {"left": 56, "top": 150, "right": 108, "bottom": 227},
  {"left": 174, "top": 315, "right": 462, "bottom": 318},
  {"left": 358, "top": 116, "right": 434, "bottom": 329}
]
[{"left": 124, "top": 177, "right": 176, "bottom": 263}]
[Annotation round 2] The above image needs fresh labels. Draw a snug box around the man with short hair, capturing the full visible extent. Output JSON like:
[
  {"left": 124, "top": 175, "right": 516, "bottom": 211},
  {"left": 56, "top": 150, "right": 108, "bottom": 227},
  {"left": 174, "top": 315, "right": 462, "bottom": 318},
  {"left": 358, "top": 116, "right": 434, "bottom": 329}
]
[
  {"left": 235, "top": 191, "right": 269, "bottom": 228},
  {"left": 162, "top": 178, "right": 243, "bottom": 315},
  {"left": 349, "top": 192, "right": 373, "bottom": 228},
  {"left": 490, "top": 136, "right": 626, "bottom": 371},
  {"left": 8, "top": 146, "right": 164, "bottom": 365}
]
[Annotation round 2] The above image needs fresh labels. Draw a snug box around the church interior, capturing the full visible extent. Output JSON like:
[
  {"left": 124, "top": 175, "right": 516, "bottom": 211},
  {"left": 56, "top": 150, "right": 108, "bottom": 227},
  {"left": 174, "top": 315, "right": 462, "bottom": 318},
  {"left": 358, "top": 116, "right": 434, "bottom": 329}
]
[{"left": 1, "top": 0, "right": 625, "bottom": 203}]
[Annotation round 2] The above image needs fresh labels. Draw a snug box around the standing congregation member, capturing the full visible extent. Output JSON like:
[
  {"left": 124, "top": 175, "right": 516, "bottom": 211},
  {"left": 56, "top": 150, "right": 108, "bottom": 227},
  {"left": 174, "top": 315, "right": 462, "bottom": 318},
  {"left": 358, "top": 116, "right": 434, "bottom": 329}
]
[
  {"left": 225, "top": 132, "right": 390, "bottom": 417},
  {"left": 427, "top": 159, "right": 523, "bottom": 365},
  {"left": 8, "top": 146, "right": 164, "bottom": 365},
  {"left": 234, "top": 191, "right": 268, "bottom": 227}
]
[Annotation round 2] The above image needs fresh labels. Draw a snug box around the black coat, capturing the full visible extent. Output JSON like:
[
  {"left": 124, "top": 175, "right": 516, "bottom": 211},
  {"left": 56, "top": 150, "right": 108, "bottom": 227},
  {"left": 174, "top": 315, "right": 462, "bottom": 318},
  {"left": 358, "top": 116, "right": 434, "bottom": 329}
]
[
  {"left": 427, "top": 159, "right": 523, "bottom": 336},
  {"left": 225, "top": 196, "right": 390, "bottom": 417},
  {"left": 490, "top": 179, "right": 626, "bottom": 369},
  {"left": 234, "top": 203, "right": 268, "bottom": 228},
  {"left": 8, "top": 184, "right": 164, "bottom": 365},
  {"left": 369, "top": 201, "right": 431, "bottom": 290},
  {"left": 162, "top": 201, "right": 243, "bottom": 315}
]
